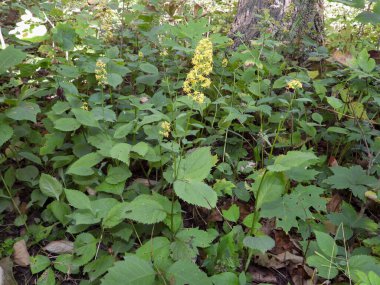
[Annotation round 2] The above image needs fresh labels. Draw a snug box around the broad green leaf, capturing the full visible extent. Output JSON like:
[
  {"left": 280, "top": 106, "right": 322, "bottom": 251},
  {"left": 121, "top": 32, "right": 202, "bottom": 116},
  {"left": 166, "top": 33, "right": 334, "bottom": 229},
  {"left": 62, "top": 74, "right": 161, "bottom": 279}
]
[
  {"left": 243, "top": 235, "right": 275, "bottom": 254},
  {"left": 166, "top": 260, "right": 212, "bottom": 285},
  {"left": 0, "top": 46, "right": 27, "bottom": 74},
  {"left": 54, "top": 118, "right": 81, "bottom": 132},
  {"left": 84, "top": 255, "right": 115, "bottom": 282},
  {"left": 53, "top": 23, "right": 76, "bottom": 50},
  {"left": 0, "top": 123, "right": 13, "bottom": 147},
  {"left": 131, "top": 142, "right": 149, "bottom": 156},
  {"left": 30, "top": 255, "right": 51, "bottom": 274},
  {"left": 356, "top": 11, "right": 380, "bottom": 25},
  {"left": 315, "top": 231, "right": 338, "bottom": 258},
  {"left": 110, "top": 143, "right": 132, "bottom": 164},
  {"left": 267, "top": 151, "right": 318, "bottom": 172},
  {"left": 107, "top": 73, "right": 123, "bottom": 88},
  {"left": 356, "top": 49, "right": 376, "bottom": 73},
  {"left": 261, "top": 185, "right": 326, "bottom": 233},
  {"left": 174, "top": 180, "right": 217, "bottom": 209},
  {"left": 326, "top": 97, "right": 344, "bottom": 110},
  {"left": 105, "top": 166, "right": 131, "bottom": 184},
  {"left": 74, "top": 233, "right": 97, "bottom": 266},
  {"left": 72, "top": 108, "right": 100, "bottom": 128},
  {"left": 176, "top": 147, "right": 218, "bottom": 181},
  {"left": 39, "top": 174, "right": 63, "bottom": 200},
  {"left": 37, "top": 268, "right": 56, "bottom": 285},
  {"left": 101, "top": 255, "right": 155, "bottom": 285},
  {"left": 6, "top": 102, "right": 40, "bottom": 123},
  {"left": 48, "top": 201, "right": 71, "bottom": 225},
  {"left": 16, "top": 165, "right": 39, "bottom": 182},
  {"left": 102, "top": 202, "right": 130, "bottom": 228},
  {"left": 114, "top": 122, "right": 134, "bottom": 138},
  {"left": 251, "top": 171, "right": 286, "bottom": 210},
  {"left": 65, "top": 189, "right": 92, "bottom": 211},
  {"left": 125, "top": 195, "right": 167, "bottom": 224},
  {"left": 211, "top": 272, "right": 239, "bottom": 285},
  {"left": 139, "top": 62, "right": 159, "bottom": 74},
  {"left": 307, "top": 254, "right": 339, "bottom": 279},
  {"left": 222, "top": 204, "right": 240, "bottom": 223},
  {"left": 66, "top": 153, "right": 103, "bottom": 176},
  {"left": 348, "top": 256, "right": 380, "bottom": 282},
  {"left": 323, "top": 166, "right": 379, "bottom": 200},
  {"left": 136, "top": 237, "right": 171, "bottom": 268}
]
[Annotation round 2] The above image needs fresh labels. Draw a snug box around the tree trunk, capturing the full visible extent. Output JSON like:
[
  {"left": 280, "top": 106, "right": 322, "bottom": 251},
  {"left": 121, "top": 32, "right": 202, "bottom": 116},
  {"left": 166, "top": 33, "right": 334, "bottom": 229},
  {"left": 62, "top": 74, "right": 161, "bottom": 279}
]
[{"left": 230, "top": 0, "right": 324, "bottom": 51}]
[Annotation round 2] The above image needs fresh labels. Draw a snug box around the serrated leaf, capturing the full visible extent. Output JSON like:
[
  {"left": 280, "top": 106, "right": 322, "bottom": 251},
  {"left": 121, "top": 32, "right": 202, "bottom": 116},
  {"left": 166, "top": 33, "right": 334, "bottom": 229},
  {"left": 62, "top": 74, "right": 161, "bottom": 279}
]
[
  {"left": 125, "top": 195, "right": 167, "bottom": 224},
  {"left": 39, "top": 174, "right": 63, "bottom": 200},
  {"left": 166, "top": 260, "right": 212, "bottom": 285},
  {"left": 176, "top": 147, "right": 217, "bottom": 181},
  {"left": 102, "top": 202, "right": 130, "bottom": 228},
  {"left": 222, "top": 204, "right": 240, "bottom": 223},
  {"left": 261, "top": 185, "right": 326, "bottom": 233},
  {"left": 139, "top": 62, "right": 158, "bottom": 74},
  {"left": 323, "top": 166, "right": 378, "bottom": 200},
  {"left": 6, "top": 102, "right": 40, "bottom": 123},
  {"left": 107, "top": 73, "right": 123, "bottom": 88},
  {"left": 66, "top": 153, "right": 103, "bottom": 176},
  {"left": 0, "top": 46, "right": 27, "bottom": 74},
  {"left": 0, "top": 123, "right": 13, "bottom": 147},
  {"left": 110, "top": 143, "right": 131, "bottom": 164},
  {"left": 114, "top": 122, "right": 134, "bottom": 138},
  {"left": 64, "top": 189, "right": 92, "bottom": 211},
  {"left": 252, "top": 171, "right": 286, "bottom": 210},
  {"left": 243, "top": 235, "right": 275, "bottom": 254},
  {"left": 101, "top": 255, "right": 155, "bottom": 285},
  {"left": 72, "top": 108, "right": 100, "bottom": 128},
  {"left": 30, "top": 255, "right": 51, "bottom": 274},
  {"left": 174, "top": 180, "right": 217, "bottom": 209},
  {"left": 54, "top": 118, "right": 81, "bottom": 132},
  {"left": 267, "top": 151, "right": 318, "bottom": 172}
]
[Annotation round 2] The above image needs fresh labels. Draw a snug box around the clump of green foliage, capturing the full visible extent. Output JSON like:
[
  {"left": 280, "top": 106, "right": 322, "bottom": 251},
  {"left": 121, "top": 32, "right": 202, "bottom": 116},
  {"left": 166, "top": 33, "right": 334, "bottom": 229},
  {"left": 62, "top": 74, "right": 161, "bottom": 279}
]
[{"left": 0, "top": 0, "right": 379, "bottom": 284}]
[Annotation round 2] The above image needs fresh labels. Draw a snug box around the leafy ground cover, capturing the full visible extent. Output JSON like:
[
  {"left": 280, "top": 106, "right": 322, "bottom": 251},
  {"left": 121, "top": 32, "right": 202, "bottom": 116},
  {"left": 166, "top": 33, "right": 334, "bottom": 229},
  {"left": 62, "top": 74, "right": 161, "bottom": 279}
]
[{"left": 0, "top": 1, "right": 379, "bottom": 284}]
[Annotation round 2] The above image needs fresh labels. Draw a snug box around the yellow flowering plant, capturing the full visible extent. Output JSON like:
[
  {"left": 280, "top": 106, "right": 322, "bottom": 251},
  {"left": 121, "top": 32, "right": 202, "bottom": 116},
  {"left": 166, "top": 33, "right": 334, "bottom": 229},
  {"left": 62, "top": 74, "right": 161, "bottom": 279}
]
[{"left": 183, "top": 38, "right": 213, "bottom": 104}]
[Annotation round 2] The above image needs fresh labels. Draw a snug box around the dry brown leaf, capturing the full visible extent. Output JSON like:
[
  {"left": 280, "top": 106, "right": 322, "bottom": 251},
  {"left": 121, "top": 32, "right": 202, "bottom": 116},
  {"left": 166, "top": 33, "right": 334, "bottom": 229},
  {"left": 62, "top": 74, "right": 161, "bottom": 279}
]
[
  {"left": 133, "top": 178, "right": 158, "bottom": 187},
  {"left": 275, "top": 251, "right": 303, "bottom": 264},
  {"left": 328, "top": 156, "right": 338, "bottom": 167},
  {"left": 12, "top": 240, "right": 30, "bottom": 267},
  {"left": 43, "top": 240, "right": 74, "bottom": 254},
  {"left": 0, "top": 257, "right": 17, "bottom": 285},
  {"left": 139, "top": 97, "right": 149, "bottom": 104},
  {"left": 330, "top": 50, "right": 353, "bottom": 66},
  {"left": 327, "top": 193, "right": 342, "bottom": 213}
]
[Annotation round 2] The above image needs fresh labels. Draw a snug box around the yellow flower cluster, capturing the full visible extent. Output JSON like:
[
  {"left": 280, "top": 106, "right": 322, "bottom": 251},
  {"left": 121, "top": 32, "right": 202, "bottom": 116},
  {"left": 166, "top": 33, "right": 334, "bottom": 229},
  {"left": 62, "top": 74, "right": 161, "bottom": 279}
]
[
  {"left": 222, "top": 58, "right": 228, "bottom": 68},
  {"left": 287, "top": 79, "right": 302, "bottom": 90},
  {"left": 81, "top": 102, "right": 89, "bottom": 111},
  {"left": 159, "top": 121, "right": 171, "bottom": 138},
  {"left": 183, "top": 38, "right": 213, "bottom": 104},
  {"left": 95, "top": 59, "right": 108, "bottom": 86}
]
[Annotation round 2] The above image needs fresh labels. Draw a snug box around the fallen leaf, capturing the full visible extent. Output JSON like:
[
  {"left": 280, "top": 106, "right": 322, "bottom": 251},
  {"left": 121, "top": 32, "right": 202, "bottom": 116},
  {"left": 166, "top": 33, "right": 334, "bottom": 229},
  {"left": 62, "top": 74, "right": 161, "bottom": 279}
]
[
  {"left": 327, "top": 193, "right": 342, "bottom": 213},
  {"left": 43, "top": 240, "right": 74, "bottom": 254},
  {"left": 133, "top": 178, "right": 158, "bottom": 187},
  {"left": 0, "top": 257, "right": 17, "bottom": 285},
  {"left": 13, "top": 240, "right": 30, "bottom": 267},
  {"left": 328, "top": 156, "right": 338, "bottom": 167},
  {"left": 139, "top": 97, "right": 149, "bottom": 104},
  {"left": 274, "top": 251, "right": 303, "bottom": 264}
]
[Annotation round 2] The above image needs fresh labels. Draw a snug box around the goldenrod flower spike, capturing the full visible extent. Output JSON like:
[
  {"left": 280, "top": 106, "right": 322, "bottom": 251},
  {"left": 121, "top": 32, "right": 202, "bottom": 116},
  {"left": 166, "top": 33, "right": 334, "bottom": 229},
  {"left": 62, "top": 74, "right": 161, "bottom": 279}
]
[
  {"left": 287, "top": 79, "right": 302, "bottom": 90},
  {"left": 183, "top": 37, "right": 213, "bottom": 104},
  {"left": 159, "top": 121, "right": 171, "bottom": 138},
  {"left": 95, "top": 59, "right": 108, "bottom": 86}
]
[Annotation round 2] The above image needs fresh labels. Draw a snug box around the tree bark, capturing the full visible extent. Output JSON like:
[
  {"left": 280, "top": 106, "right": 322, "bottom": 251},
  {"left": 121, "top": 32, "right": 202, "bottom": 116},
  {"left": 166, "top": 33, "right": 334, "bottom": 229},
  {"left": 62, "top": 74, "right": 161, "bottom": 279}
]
[{"left": 230, "top": 0, "right": 324, "bottom": 50}]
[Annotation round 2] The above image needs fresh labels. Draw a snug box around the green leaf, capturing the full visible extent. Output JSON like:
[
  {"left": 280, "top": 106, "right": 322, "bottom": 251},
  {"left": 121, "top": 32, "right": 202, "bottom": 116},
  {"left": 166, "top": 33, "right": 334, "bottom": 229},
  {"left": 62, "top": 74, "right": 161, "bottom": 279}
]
[
  {"left": 323, "top": 166, "right": 379, "bottom": 200},
  {"left": 0, "top": 123, "right": 13, "bottom": 147},
  {"left": 136, "top": 237, "right": 171, "bottom": 268},
  {"left": 101, "top": 255, "right": 155, "bottom": 285},
  {"left": 114, "top": 122, "right": 134, "bottom": 138},
  {"left": 131, "top": 142, "right": 149, "bottom": 157},
  {"left": 261, "top": 185, "right": 326, "bottom": 233},
  {"left": 176, "top": 147, "right": 218, "bottom": 181},
  {"left": 307, "top": 254, "right": 339, "bottom": 279},
  {"left": 107, "top": 73, "right": 123, "bottom": 88},
  {"left": 348, "top": 256, "right": 380, "bottom": 282},
  {"left": 37, "top": 268, "right": 56, "bottom": 285},
  {"left": 31, "top": 255, "right": 51, "bottom": 274},
  {"left": 54, "top": 118, "right": 81, "bottom": 132},
  {"left": 356, "top": 11, "right": 380, "bottom": 24},
  {"left": 106, "top": 166, "right": 131, "bottom": 184},
  {"left": 166, "top": 260, "right": 212, "bottom": 285},
  {"left": 331, "top": 0, "right": 365, "bottom": 8},
  {"left": 48, "top": 201, "right": 71, "bottom": 225},
  {"left": 267, "top": 151, "right": 318, "bottom": 172},
  {"left": 110, "top": 143, "right": 132, "bottom": 164},
  {"left": 74, "top": 233, "right": 97, "bottom": 266},
  {"left": 65, "top": 189, "right": 92, "bottom": 211},
  {"left": 6, "top": 102, "right": 40, "bottom": 123},
  {"left": 211, "top": 272, "right": 239, "bottom": 285},
  {"left": 39, "top": 174, "right": 63, "bottom": 200},
  {"left": 66, "top": 153, "right": 103, "bottom": 176},
  {"left": 315, "top": 231, "right": 338, "bottom": 258},
  {"left": 243, "top": 235, "right": 275, "bottom": 254},
  {"left": 125, "top": 195, "right": 167, "bottom": 224},
  {"left": 53, "top": 23, "right": 76, "bottom": 50},
  {"left": 251, "top": 171, "right": 286, "bottom": 210},
  {"left": 356, "top": 49, "right": 376, "bottom": 73},
  {"left": 222, "top": 204, "right": 240, "bottom": 223},
  {"left": 102, "top": 202, "right": 130, "bottom": 228},
  {"left": 0, "top": 46, "right": 27, "bottom": 74},
  {"left": 174, "top": 180, "right": 217, "bottom": 209},
  {"left": 326, "top": 97, "right": 344, "bottom": 110},
  {"left": 72, "top": 108, "right": 100, "bottom": 128},
  {"left": 84, "top": 255, "right": 115, "bottom": 282},
  {"left": 139, "top": 62, "right": 159, "bottom": 74}
]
